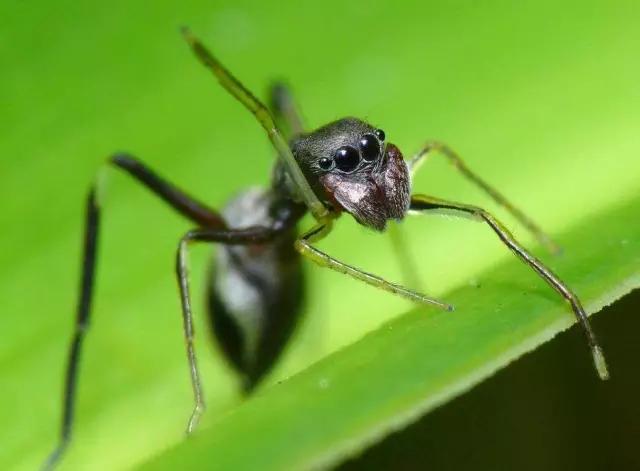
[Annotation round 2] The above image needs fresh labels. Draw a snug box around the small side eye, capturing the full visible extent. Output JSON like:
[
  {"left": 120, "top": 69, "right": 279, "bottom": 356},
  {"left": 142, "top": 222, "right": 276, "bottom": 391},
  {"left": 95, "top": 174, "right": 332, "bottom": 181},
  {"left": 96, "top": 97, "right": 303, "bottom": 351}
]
[
  {"left": 374, "top": 128, "right": 385, "bottom": 141},
  {"left": 318, "top": 157, "right": 333, "bottom": 170},
  {"left": 334, "top": 146, "right": 360, "bottom": 172},
  {"left": 359, "top": 134, "right": 381, "bottom": 162}
]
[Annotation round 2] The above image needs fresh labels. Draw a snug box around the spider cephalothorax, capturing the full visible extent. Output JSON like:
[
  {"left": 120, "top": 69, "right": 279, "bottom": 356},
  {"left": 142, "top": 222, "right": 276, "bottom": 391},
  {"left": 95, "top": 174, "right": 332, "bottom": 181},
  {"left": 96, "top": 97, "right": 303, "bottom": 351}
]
[{"left": 292, "top": 117, "right": 410, "bottom": 230}]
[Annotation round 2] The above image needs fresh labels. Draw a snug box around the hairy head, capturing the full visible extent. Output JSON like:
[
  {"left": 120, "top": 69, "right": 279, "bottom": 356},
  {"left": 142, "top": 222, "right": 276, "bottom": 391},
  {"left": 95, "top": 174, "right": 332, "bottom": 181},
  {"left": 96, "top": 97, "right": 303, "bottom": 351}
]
[{"left": 291, "top": 118, "right": 410, "bottom": 231}]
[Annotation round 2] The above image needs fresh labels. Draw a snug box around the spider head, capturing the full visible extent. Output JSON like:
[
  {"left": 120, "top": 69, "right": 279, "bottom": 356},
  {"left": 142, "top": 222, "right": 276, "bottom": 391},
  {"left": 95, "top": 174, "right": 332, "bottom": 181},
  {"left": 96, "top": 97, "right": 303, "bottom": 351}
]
[{"left": 291, "top": 117, "right": 411, "bottom": 231}]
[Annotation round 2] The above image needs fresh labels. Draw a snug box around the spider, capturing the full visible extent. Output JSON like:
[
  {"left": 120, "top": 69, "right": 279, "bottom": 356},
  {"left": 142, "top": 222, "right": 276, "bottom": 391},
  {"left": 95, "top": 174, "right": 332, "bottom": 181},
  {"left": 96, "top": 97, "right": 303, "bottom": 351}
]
[{"left": 43, "top": 28, "right": 608, "bottom": 470}]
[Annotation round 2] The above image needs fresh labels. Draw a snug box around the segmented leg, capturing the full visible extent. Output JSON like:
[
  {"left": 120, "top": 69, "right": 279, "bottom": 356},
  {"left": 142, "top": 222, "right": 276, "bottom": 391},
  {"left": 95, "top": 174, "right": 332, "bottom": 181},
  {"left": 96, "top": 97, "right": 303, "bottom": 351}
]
[
  {"left": 294, "top": 223, "right": 453, "bottom": 311},
  {"left": 409, "top": 194, "right": 608, "bottom": 380},
  {"left": 112, "top": 154, "right": 226, "bottom": 228},
  {"left": 181, "top": 28, "right": 329, "bottom": 221},
  {"left": 43, "top": 154, "right": 226, "bottom": 471},
  {"left": 409, "top": 141, "right": 561, "bottom": 254},
  {"left": 269, "top": 81, "right": 305, "bottom": 138},
  {"left": 42, "top": 190, "right": 100, "bottom": 471},
  {"left": 176, "top": 226, "right": 286, "bottom": 432}
]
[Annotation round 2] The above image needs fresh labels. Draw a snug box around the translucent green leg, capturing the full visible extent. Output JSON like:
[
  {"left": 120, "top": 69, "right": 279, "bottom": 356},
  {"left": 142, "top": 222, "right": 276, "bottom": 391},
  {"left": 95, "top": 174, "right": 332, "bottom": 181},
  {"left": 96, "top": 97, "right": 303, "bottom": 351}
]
[
  {"left": 387, "top": 221, "right": 423, "bottom": 291},
  {"left": 175, "top": 226, "right": 283, "bottom": 433},
  {"left": 409, "top": 140, "right": 561, "bottom": 255},
  {"left": 410, "top": 194, "right": 609, "bottom": 380},
  {"left": 181, "top": 28, "right": 329, "bottom": 221},
  {"left": 294, "top": 223, "right": 452, "bottom": 311}
]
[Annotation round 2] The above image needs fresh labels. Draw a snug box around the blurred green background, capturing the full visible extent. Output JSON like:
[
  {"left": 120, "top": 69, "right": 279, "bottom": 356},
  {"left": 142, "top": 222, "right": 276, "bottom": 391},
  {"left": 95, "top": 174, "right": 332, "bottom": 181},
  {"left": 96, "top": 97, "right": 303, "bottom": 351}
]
[{"left": 1, "top": 0, "right": 639, "bottom": 469}]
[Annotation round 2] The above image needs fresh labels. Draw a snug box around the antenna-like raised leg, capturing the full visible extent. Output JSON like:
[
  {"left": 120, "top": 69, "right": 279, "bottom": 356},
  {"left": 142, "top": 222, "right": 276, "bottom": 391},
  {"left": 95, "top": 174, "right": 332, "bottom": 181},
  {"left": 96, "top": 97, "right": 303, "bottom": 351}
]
[
  {"left": 409, "top": 194, "right": 608, "bottom": 380},
  {"left": 43, "top": 154, "right": 226, "bottom": 471},
  {"left": 181, "top": 28, "right": 328, "bottom": 221},
  {"left": 269, "top": 81, "right": 306, "bottom": 138},
  {"left": 409, "top": 141, "right": 561, "bottom": 254},
  {"left": 295, "top": 223, "right": 453, "bottom": 311}
]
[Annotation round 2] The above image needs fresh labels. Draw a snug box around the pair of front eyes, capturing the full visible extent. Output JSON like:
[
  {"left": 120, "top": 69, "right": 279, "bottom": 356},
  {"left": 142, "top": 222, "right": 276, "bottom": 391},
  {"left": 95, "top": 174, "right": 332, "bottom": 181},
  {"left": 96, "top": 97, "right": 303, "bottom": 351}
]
[{"left": 318, "top": 129, "right": 386, "bottom": 173}]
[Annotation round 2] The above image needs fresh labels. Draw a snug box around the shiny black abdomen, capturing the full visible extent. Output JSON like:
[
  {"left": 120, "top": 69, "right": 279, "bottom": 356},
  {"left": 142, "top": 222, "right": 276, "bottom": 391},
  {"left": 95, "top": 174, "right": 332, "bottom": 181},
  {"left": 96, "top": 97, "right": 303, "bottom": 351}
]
[{"left": 206, "top": 188, "right": 305, "bottom": 393}]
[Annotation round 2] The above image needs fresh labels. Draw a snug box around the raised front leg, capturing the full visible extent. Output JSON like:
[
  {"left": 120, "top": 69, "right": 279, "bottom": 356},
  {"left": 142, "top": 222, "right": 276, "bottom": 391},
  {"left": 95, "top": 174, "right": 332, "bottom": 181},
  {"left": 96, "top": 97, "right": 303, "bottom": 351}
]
[
  {"left": 181, "top": 28, "right": 329, "bottom": 220},
  {"left": 269, "top": 81, "right": 306, "bottom": 138}
]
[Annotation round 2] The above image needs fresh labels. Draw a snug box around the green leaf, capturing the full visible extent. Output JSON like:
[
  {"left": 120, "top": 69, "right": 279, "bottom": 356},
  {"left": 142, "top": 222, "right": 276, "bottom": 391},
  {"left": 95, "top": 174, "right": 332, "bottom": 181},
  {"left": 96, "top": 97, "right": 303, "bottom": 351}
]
[
  {"left": 141, "top": 197, "right": 640, "bottom": 471},
  {"left": 2, "top": 1, "right": 639, "bottom": 470}
]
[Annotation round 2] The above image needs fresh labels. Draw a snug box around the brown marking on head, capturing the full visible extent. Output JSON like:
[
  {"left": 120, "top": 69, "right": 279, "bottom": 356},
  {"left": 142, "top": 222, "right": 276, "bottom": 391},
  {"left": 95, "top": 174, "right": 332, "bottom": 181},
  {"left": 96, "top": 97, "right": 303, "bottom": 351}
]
[{"left": 317, "top": 142, "right": 410, "bottom": 231}]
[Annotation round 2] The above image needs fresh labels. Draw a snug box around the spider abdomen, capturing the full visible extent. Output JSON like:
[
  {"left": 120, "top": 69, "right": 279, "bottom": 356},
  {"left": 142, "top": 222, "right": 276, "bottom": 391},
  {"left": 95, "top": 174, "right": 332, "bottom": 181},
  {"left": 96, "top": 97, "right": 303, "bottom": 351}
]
[{"left": 207, "top": 188, "right": 305, "bottom": 392}]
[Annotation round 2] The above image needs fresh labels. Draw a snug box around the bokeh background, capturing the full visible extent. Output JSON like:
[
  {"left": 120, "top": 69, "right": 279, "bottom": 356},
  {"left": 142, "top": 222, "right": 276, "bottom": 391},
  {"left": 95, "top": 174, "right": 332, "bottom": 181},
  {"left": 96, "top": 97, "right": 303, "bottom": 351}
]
[{"left": 2, "top": 0, "right": 639, "bottom": 469}]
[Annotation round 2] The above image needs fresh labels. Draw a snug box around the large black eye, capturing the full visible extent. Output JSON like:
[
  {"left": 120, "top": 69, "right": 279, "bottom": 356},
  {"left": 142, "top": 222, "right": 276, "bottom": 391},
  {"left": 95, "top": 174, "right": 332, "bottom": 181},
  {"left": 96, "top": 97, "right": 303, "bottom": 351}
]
[
  {"left": 318, "top": 157, "right": 333, "bottom": 170},
  {"left": 334, "top": 146, "right": 360, "bottom": 172},
  {"left": 359, "top": 134, "right": 381, "bottom": 162}
]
